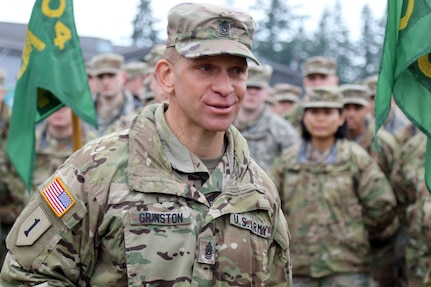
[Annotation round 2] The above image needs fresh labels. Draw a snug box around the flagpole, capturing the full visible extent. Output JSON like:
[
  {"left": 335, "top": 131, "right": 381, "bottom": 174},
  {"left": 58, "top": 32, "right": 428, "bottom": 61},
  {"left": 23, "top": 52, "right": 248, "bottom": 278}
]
[{"left": 71, "top": 111, "right": 83, "bottom": 151}]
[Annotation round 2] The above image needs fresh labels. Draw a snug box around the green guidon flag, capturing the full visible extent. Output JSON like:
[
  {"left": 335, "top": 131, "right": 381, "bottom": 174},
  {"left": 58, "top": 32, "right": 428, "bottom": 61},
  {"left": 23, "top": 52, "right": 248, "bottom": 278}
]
[
  {"left": 375, "top": 0, "right": 431, "bottom": 192},
  {"left": 6, "top": 0, "right": 97, "bottom": 190}
]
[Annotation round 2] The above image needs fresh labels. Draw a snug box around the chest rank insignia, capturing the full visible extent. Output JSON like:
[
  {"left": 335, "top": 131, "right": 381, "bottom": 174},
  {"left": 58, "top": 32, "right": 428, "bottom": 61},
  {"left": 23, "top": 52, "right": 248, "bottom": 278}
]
[
  {"left": 218, "top": 21, "right": 231, "bottom": 38},
  {"left": 198, "top": 236, "right": 216, "bottom": 265},
  {"left": 41, "top": 176, "right": 75, "bottom": 218}
]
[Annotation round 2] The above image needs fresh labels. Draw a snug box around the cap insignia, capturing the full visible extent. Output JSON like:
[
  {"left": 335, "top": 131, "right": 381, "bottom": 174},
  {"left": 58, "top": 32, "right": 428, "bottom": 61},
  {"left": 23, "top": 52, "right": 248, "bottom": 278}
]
[{"left": 218, "top": 21, "right": 231, "bottom": 37}]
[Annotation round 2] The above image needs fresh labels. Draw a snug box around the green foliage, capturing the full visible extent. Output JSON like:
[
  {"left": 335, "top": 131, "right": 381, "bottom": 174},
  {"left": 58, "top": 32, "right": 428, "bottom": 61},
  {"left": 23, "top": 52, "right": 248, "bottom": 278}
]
[{"left": 131, "top": 0, "right": 161, "bottom": 47}]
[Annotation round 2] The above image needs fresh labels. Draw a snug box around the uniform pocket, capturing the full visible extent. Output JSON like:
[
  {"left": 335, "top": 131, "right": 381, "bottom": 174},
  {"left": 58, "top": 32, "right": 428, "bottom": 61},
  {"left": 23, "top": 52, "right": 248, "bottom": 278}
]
[{"left": 122, "top": 204, "right": 197, "bottom": 286}]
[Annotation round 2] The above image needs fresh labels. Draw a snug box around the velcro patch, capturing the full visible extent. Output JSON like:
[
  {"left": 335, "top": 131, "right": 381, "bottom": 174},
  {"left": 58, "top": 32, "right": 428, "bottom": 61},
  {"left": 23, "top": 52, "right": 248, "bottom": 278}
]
[
  {"left": 230, "top": 213, "right": 272, "bottom": 238},
  {"left": 197, "top": 236, "right": 215, "bottom": 265},
  {"left": 16, "top": 205, "right": 52, "bottom": 246},
  {"left": 41, "top": 176, "right": 75, "bottom": 218}
]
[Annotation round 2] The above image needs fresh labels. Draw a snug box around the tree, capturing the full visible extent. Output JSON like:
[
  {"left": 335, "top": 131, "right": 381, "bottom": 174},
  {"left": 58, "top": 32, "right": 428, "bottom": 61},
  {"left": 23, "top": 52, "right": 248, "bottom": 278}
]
[
  {"left": 131, "top": 0, "right": 161, "bottom": 47},
  {"left": 356, "top": 3, "right": 385, "bottom": 81},
  {"left": 330, "top": 0, "right": 356, "bottom": 84},
  {"left": 303, "top": 1, "right": 356, "bottom": 84},
  {"left": 250, "top": 0, "right": 305, "bottom": 66}
]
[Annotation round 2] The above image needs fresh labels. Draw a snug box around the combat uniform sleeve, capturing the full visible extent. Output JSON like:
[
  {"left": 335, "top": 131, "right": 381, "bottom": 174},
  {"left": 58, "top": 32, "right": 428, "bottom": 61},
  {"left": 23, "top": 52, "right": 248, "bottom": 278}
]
[
  {"left": 351, "top": 144, "right": 398, "bottom": 240},
  {"left": 0, "top": 161, "right": 99, "bottom": 286},
  {"left": 266, "top": 206, "right": 292, "bottom": 286}
]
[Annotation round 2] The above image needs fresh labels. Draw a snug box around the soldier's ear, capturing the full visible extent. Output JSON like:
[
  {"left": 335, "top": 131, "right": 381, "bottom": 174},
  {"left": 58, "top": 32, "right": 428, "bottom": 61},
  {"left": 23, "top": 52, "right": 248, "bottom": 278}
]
[{"left": 155, "top": 59, "right": 174, "bottom": 94}]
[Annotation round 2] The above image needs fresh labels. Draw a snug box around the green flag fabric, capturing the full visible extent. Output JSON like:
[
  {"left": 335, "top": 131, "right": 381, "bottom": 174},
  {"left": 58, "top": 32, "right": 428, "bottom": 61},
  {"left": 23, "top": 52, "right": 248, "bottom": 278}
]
[
  {"left": 6, "top": 0, "right": 97, "bottom": 190},
  {"left": 375, "top": 0, "right": 431, "bottom": 192}
]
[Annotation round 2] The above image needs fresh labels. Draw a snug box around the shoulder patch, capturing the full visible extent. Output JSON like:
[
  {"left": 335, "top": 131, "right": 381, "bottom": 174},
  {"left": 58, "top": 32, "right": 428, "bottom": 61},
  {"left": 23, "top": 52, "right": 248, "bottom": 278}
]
[
  {"left": 41, "top": 176, "right": 75, "bottom": 218},
  {"left": 230, "top": 213, "right": 272, "bottom": 238},
  {"left": 16, "top": 205, "right": 52, "bottom": 246}
]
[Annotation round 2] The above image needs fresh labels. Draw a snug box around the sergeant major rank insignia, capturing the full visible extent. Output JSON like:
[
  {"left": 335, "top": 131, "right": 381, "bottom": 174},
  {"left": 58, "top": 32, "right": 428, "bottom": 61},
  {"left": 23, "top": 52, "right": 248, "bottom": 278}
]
[
  {"left": 198, "top": 236, "right": 215, "bottom": 265},
  {"left": 218, "top": 21, "right": 231, "bottom": 37},
  {"left": 41, "top": 176, "right": 75, "bottom": 218}
]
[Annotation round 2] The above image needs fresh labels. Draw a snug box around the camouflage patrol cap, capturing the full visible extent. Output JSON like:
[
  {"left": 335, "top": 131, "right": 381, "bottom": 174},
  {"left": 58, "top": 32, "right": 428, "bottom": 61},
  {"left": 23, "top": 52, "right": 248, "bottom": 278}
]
[
  {"left": 361, "top": 74, "right": 378, "bottom": 97},
  {"left": 303, "top": 56, "right": 337, "bottom": 76},
  {"left": 273, "top": 83, "right": 302, "bottom": 103},
  {"left": 166, "top": 2, "right": 259, "bottom": 65},
  {"left": 85, "top": 60, "right": 94, "bottom": 77},
  {"left": 0, "top": 69, "right": 6, "bottom": 88},
  {"left": 91, "top": 53, "right": 124, "bottom": 76},
  {"left": 125, "top": 61, "right": 148, "bottom": 79},
  {"left": 144, "top": 44, "right": 166, "bottom": 67},
  {"left": 247, "top": 64, "right": 273, "bottom": 88},
  {"left": 340, "top": 84, "right": 370, "bottom": 107},
  {"left": 302, "top": 86, "right": 343, "bottom": 108}
]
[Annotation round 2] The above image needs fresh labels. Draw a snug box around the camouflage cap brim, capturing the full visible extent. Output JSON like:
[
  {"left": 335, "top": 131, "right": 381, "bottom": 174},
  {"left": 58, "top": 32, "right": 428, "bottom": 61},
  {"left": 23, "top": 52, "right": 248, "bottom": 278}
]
[
  {"left": 275, "top": 95, "right": 300, "bottom": 103},
  {"left": 247, "top": 80, "right": 266, "bottom": 88},
  {"left": 93, "top": 68, "right": 121, "bottom": 76},
  {"left": 303, "top": 101, "right": 343, "bottom": 109},
  {"left": 175, "top": 39, "right": 259, "bottom": 65},
  {"left": 343, "top": 98, "right": 369, "bottom": 107},
  {"left": 303, "top": 68, "right": 334, "bottom": 77}
]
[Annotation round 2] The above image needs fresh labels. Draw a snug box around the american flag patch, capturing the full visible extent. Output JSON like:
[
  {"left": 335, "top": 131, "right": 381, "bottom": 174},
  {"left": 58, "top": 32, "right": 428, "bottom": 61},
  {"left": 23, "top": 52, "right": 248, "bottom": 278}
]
[{"left": 41, "top": 176, "right": 75, "bottom": 218}]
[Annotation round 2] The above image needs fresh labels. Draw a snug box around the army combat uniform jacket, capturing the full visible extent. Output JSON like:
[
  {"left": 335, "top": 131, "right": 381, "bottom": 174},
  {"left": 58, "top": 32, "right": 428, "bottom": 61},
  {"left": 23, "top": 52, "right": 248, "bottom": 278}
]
[
  {"left": 1, "top": 103, "right": 291, "bottom": 286},
  {"left": 28, "top": 121, "right": 99, "bottom": 192},
  {"left": 271, "top": 139, "right": 397, "bottom": 278},
  {"left": 353, "top": 118, "right": 398, "bottom": 179},
  {"left": 235, "top": 106, "right": 299, "bottom": 172}
]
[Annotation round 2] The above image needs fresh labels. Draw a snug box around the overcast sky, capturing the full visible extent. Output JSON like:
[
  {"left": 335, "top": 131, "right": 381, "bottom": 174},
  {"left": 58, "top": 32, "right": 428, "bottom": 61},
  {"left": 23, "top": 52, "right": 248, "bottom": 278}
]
[{"left": 0, "top": 0, "right": 387, "bottom": 46}]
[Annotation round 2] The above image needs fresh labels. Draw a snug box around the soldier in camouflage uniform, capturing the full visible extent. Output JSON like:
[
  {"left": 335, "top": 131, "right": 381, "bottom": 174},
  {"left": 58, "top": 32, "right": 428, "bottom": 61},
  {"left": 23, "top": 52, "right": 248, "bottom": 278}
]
[
  {"left": 390, "top": 131, "right": 427, "bottom": 287},
  {"left": 85, "top": 60, "right": 99, "bottom": 99},
  {"left": 341, "top": 84, "right": 398, "bottom": 178},
  {"left": 140, "top": 44, "right": 168, "bottom": 107},
  {"left": 302, "top": 56, "right": 339, "bottom": 88},
  {"left": 30, "top": 107, "right": 98, "bottom": 192},
  {"left": 362, "top": 74, "right": 410, "bottom": 137},
  {"left": 234, "top": 63, "right": 299, "bottom": 172},
  {"left": 104, "top": 45, "right": 169, "bottom": 135},
  {"left": 341, "top": 84, "right": 401, "bottom": 287},
  {"left": 0, "top": 69, "right": 29, "bottom": 266},
  {"left": 1, "top": 3, "right": 292, "bottom": 286},
  {"left": 284, "top": 56, "right": 339, "bottom": 134},
  {"left": 271, "top": 87, "right": 398, "bottom": 287},
  {"left": 271, "top": 83, "right": 302, "bottom": 117},
  {"left": 124, "top": 61, "right": 148, "bottom": 109},
  {"left": 85, "top": 52, "right": 136, "bottom": 136}
]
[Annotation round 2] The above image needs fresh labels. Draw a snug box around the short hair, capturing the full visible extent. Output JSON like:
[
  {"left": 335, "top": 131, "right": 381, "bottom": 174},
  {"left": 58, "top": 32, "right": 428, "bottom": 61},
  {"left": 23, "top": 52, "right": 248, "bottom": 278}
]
[{"left": 163, "top": 47, "right": 182, "bottom": 65}]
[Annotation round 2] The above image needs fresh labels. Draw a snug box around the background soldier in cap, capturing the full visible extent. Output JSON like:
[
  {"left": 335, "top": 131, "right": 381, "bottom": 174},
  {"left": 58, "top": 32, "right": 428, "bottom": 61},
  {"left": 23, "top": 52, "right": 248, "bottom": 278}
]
[
  {"left": 302, "top": 56, "right": 339, "bottom": 88},
  {"left": 271, "top": 82, "right": 303, "bottom": 134},
  {"left": 341, "top": 84, "right": 401, "bottom": 287},
  {"left": 361, "top": 74, "right": 411, "bottom": 142},
  {"left": 271, "top": 83, "right": 302, "bottom": 117},
  {"left": 341, "top": 84, "right": 398, "bottom": 178},
  {"left": 143, "top": 44, "right": 169, "bottom": 105},
  {"left": 29, "top": 107, "right": 98, "bottom": 193},
  {"left": 0, "top": 69, "right": 28, "bottom": 266},
  {"left": 271, "top": 86, "right": 397, "bottom": 287},
  {"left": 284, "top": 55, "right": 340, "bottom": 134},
  {"left": 140, "top": 44, "right": 167, "bottom": 106},
  {"left": 87, "top": 52, "right": 136, "bottom": 136},
  {"left": 104, "top": 45, "right": 169, "bottom": 135},
  {"left": 124, "top": 61, "right": 148, "bottom": 109},
  {"left": 85, "top": 60, "right": 99, "bottom": 99},
  {"left": 0, "top": 3, "right": 291, "bottom": 286},
  {"left": 390, "top": 131, "right": 427, "bottom": 287},
  {"left": 234, "top": 63, "right": 299, "bottom": 172}
]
